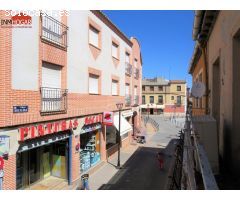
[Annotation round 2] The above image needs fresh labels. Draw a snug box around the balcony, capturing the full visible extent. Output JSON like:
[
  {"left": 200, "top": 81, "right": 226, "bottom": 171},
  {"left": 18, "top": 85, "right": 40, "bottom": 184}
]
[
  {"left": 41, "top": 13, "right": 68, "bottom": 49},
  {"left": 40, "top": 87, "right": 68, "bottom": 115},
  {"left": 125, "top": 95, "right": 131, "bottom": 106},
  {"left": 133, "top": 95, "right": 139, "bottom": 106},
  {"left": 134, "top": 68, "right": 139, "bottom": 79},
  {"left": 125, "top": 62, "right": 132, "bottom": 76}
]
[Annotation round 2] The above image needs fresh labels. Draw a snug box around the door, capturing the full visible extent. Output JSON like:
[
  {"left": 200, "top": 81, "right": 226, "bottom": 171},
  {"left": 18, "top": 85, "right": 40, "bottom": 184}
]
[
  {"left": 29, "top": 148, "right": 40, "bottom": 185},
  {"left": 150, "top": 108, "right": 154, "bottom": 115},
  {"left": 42, "top": 145, "right": 51, "bottom": 178}
]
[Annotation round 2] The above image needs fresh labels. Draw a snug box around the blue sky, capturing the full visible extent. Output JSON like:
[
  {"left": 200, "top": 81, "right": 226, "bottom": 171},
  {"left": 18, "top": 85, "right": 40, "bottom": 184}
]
[{"left": 103, "top": 10, "right": 195, "bottom": 87}]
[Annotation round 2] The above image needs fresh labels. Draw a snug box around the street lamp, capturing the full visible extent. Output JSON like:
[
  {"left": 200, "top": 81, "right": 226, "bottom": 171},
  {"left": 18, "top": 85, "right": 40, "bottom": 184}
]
[
  {"left": 116, "top": 102, "right": 123, "bottom": 168},
  {"left": 147, "top": 104, "right": 150, "bottom": 119}
]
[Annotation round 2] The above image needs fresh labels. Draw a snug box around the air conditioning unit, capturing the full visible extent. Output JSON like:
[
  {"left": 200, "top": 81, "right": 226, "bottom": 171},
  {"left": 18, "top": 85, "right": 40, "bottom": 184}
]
[{"left": 192, "top": 115, "right": 219, "bottom": 174}]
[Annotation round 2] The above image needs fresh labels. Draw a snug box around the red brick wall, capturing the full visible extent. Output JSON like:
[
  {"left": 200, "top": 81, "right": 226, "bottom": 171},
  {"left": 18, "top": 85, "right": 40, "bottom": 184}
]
[
  {"left": 164, "top": 105, "right": 185, "bottom": 113},
  {"left": 3, "top": 154, "right": 16, "bottom": 190}
]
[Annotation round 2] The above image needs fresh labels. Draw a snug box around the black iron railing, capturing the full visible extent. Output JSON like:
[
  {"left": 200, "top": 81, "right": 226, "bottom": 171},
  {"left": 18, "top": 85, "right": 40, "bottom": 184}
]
[
  {"left": 41, "top": 13, "right": 68, "bottom": 49},
  {"left": 125, "top": 62, "right": 132, "bottom": 76},
  {"left": 40, "top": 87, "right": 68, "bottom": 114},
  {"left": 125, "top": 95, "right": 131, "bottom": 106},
  {"left": 134, "top": 68, "right": 139, "bottom": 79}
]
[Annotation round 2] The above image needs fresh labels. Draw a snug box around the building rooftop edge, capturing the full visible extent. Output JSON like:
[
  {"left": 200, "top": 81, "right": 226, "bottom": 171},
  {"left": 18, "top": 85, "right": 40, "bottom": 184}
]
[{"left": 91, "top": 10, "right": 133, "bottom": 47}]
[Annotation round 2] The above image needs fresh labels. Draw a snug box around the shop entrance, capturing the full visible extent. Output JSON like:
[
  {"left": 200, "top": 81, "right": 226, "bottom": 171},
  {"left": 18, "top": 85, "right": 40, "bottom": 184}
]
[
  {"left": 80, "top": 130, "right": 101, "bottom": 173},
  {"left": 16, "top": 138, "right": 69, "bottom": 189},
  {"left": 150, "top": 108, "right": 154, "bottom": 115}
]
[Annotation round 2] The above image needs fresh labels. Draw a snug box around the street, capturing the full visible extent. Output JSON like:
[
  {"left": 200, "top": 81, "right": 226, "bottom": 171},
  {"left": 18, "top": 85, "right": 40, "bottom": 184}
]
[{"left": 89, "top": 116, "right": 182, "bottom": 190}]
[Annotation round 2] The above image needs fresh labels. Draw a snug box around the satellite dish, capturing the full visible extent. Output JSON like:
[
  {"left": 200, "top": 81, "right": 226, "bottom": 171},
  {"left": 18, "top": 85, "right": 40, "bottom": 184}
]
[{"left": 191, "top": 82, "right": 205, "bottom": 98}]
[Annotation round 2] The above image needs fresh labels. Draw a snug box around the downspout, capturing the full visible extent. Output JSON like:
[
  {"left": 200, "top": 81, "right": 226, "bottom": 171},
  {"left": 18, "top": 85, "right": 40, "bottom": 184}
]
[
  {"left": 201, "top": 45, "right": 209, "bottom": 115},
  {"left": 193, "top": 11, "right": 204, "bottom": 40}
]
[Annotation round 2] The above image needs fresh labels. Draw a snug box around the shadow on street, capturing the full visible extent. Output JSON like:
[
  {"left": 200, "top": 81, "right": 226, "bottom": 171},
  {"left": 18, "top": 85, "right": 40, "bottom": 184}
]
[{"left": 99, "top": 139, "right": 178, "bottom": 190}]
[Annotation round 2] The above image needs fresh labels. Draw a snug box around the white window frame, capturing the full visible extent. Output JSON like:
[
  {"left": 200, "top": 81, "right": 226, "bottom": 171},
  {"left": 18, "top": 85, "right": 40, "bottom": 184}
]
[
  {"left": 89, "top": 26, "right": 99, "bottom": 48},
  {"left": 112, "top": 42, "right": 118, "bottom": 59},
  {"left": 89, "top": 75, "right": 99, "bottom": 95},
  {"left": 125, "top": 53, "right": 130, "bottom": 63},
  {"left": 112, "top": 80, "right": 118, "bottom": 96},
  {"left": 125, "top": 84, "right": 130, "bottom": 95}
]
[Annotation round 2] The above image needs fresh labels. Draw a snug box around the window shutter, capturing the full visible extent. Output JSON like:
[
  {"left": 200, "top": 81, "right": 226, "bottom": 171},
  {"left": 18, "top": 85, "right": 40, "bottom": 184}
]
[
  {"left": 89, "top": 75, "right": 99, "bottom": 94},
  {"left": 112, "top": 43, "right": 118, "bottom": 58},
  {"left": 42, "top": 62, "right": 61, "bottom": 88},
  {"left": 134, "top": 59, "right": 137, "bottom": 68},
  {"left": 134, "top": 86, "right": 137, "bottom": 95},
  {"left": 89, "top": 27, "right": 99, "bottom": 47},
  {"left": 112, "top": 81, "right": 118, "bottom": 95},
  {"left": 125, "top": 54, "right": 130, "bottom": 63},
  {"left": 125, "top": 84, "right": 129, "bottom": 95}
]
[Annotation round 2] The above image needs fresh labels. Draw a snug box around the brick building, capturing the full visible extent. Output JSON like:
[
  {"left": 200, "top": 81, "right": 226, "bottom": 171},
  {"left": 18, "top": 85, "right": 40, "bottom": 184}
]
[
  {"left": 0, "top": 10, "right": 142, "bottom": 189},
  {"left": 141, "top": 77, "right": 186, "bottom": 116}
]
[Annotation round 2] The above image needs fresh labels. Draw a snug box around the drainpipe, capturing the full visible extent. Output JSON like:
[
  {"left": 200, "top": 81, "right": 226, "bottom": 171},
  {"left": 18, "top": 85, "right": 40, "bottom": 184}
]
[
  {"left": 193, "top": 11, "right": 204, "bottom": 40},
  {"left": 201, "top": 45, "right": 209, "bottom": 115}
]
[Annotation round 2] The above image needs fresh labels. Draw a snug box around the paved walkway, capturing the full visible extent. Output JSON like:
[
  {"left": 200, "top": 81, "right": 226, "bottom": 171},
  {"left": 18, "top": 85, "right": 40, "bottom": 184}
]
[{"left": 88, "top": 116, "right": 182, "bottom": 190}]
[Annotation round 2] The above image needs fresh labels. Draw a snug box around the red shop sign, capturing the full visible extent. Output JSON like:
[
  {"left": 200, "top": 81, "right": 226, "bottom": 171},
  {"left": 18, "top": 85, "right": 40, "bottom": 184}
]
[
  {"left": 84, "top": 114, "right": 102, "bottom": 125},
  {"left": 18, "top": 119, "right": 79, "bottom": 142},
  {"left": 0, "top": 157, "right": 4, "bottom": 170},
  {"left": 102, "top": 112, "right": 113, "bottom": 126}
]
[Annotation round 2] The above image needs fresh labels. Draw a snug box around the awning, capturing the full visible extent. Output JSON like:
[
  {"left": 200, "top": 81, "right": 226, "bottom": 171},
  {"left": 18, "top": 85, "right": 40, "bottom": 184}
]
[
  {"left": 114, "top": 114, "right": 133, "bottom": 136},
  {"left": 18, "top": 132, "right": 70, "bottom": 153},
  {"left": 140, "top": 104, "right": 165, "bottom": 109},
  {"left": 122, "top": 110, "right": 133, "bottom": 118}
]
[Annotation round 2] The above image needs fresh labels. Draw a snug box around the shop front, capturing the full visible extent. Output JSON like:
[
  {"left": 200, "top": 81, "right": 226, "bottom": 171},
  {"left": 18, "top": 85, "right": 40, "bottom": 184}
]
[
  {"left": 106, "top": 111, "right": 133, "bottom": 157},
  {"left": 79, "top": 114, "right": 102, "bottom": 173},
  {"left": 16, "top": 119, "right": 78, "bottom": 189}
]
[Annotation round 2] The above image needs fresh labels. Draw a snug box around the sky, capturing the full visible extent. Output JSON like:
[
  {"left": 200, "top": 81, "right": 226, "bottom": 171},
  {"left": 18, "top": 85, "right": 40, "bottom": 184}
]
[{"left": 103, "top": 10, "right": 195, "bottom": 87}]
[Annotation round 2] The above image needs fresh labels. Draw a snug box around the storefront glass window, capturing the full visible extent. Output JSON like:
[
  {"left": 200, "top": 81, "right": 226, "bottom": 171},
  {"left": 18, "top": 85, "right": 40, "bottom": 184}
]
[{"left": 80, "top": 129, "right": 101, "bottom": 173}]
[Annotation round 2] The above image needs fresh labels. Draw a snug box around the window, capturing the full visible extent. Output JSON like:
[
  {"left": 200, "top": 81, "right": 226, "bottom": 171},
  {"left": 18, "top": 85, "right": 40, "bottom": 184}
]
[
  {"left": 158, "top": 86, "right": 163, "bottom": 91},
  {"left": 112, "top": 42, "right": 118, "bottom": 59},
  {"left": 150, "top": 86, "right": 154, "bottom": 91},
  {"left": 89, "top": 74, "right": 99, "bottom": 94},
  {"left": 134, "top": 86, "right": 137, "bottom": 96},
  {"left": 171, "top": 96, "right": 174, "bottom": 100},
  {"left": 177, "top": 85, "right": 181, "bottom": 91},
  {"left": 158, "top": 96, "right": 163, "bottom": 104},
  {"left": 177, "top": 96, "right": 181, "bottom": 105},
  {"left": 41, "top": 62, "right": 67, "bottom": 113},
  {"left": 134, "top": 59, "right": 138, "bottom": 68},
  {"left": 125, "top": 53, "right": 130, "bottom": 63},
  {"left": 125, "top": 84, "right": 130, "bottom": 95},
  {"left": 89, "top": 26, "right": 99, "bottom": 48},
  {"left": 150, "top": 96, "right": 154, "bottom": 104},
  {"left": 142, "top": 86, "right": 145, "bottom": 91},
  {"left": 199, "top": 73, "right": 203, "bottom": 82},
  {"left": 142, "top": 96, "right": 145, "bottom": 104},
  {"left": 42, "top": 62, "right": 61, "bottom": 88},
  {"left": 112, "top": 80, "right": 118, "bottom": 96}
]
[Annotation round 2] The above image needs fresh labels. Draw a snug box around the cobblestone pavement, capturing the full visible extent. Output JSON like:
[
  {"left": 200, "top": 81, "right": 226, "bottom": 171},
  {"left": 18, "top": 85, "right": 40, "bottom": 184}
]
[{"left": 88, "top": 115, "right": 183, "bottom": 190}]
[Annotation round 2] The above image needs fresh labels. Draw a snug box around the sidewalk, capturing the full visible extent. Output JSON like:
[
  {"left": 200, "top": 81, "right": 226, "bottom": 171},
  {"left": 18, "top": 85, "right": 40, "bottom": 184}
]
[
  {"left": 88, "top": 121, "right": 156, "bottom": 190},
  {"left": 85, "top": 117, "right": 180, "bottom": 190}
]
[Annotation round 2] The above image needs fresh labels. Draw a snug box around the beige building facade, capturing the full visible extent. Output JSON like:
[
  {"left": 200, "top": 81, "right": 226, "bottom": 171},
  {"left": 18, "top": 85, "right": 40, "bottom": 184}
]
[
  {"left": 141, "top": 77, "right": 186, "bottom": 115},
  {"left": 189, "top": 10, "right": 240, "bottom": 176}
]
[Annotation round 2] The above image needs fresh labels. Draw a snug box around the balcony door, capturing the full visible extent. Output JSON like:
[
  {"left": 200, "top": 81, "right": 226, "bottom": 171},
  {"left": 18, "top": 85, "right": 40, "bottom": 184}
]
[{"left": 41, "top": 62, "right": 62, "bottom": 112}]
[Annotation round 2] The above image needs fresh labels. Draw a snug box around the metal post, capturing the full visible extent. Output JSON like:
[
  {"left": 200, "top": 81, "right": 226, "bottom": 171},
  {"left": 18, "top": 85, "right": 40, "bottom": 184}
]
[
  {"left": 117, "top": 109, "right": 121, "bottom": 168},
  {"left": 0, "top": 177, "right": 2, "bottom": 190}
]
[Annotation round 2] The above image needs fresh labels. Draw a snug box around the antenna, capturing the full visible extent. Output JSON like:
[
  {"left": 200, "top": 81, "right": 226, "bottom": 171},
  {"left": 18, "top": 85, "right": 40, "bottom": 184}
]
[{"left": 169, "top": 66, "right": 171, "bottom": 80}]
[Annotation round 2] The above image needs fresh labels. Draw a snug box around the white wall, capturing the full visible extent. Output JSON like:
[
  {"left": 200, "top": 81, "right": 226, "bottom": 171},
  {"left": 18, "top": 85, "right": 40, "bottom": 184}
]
[
  {"left": 12, "top": 16, "right": 39, "bottom": 90},
  {"left": 67, "top": 11, "right": 132, "bottom": 96}
]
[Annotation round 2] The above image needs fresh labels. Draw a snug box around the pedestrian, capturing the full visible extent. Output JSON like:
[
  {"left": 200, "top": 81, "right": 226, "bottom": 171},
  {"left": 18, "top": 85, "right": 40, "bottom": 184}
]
[
  {"left": 81, "top": 174, "right": 90, "bottom": 190},
  {"left": 157, "top": 152, "right": 164, "bottom": 170}
]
